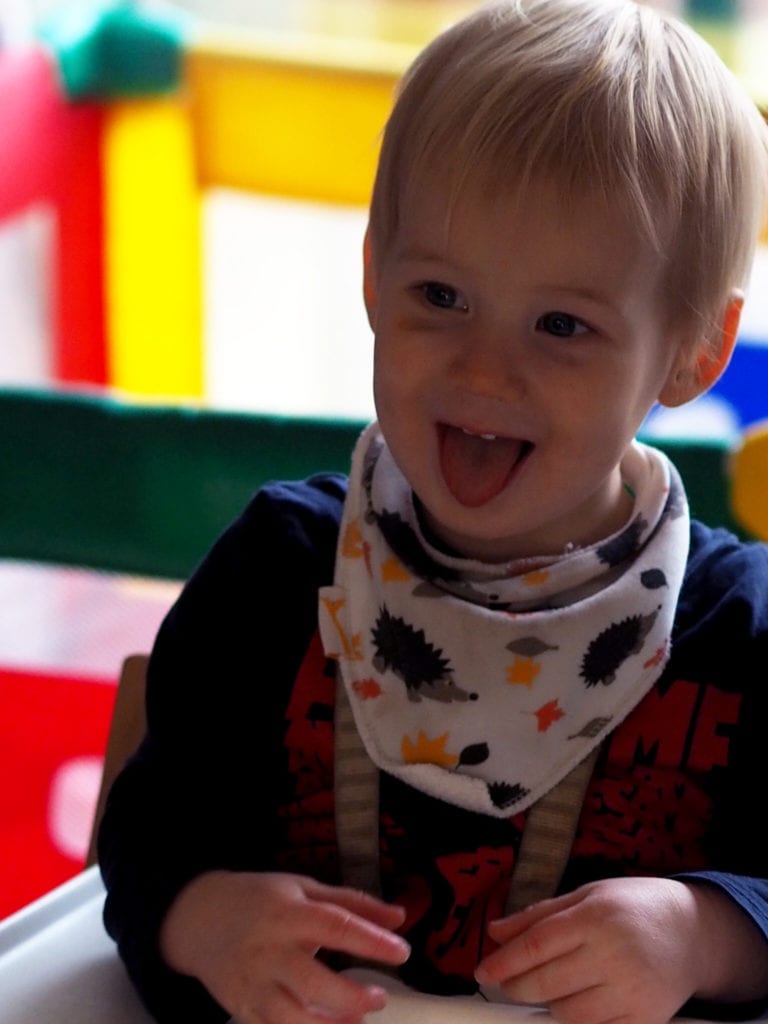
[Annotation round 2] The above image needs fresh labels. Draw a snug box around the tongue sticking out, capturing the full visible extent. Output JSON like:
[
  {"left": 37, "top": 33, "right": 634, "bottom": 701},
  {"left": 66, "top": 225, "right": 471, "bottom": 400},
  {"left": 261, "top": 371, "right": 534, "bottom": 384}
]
[{"left": 439, "top": 426, "right": 526, "bottom": 508}]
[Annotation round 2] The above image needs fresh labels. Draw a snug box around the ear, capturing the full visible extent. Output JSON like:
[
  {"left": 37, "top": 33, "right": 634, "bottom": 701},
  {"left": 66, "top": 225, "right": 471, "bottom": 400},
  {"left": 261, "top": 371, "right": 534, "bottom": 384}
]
[
  {"left": 658, "top": 291, "right": 743, "bottom": 408},
  {"left": 362, "top": 226, "right": 377, "bottom": 330}
]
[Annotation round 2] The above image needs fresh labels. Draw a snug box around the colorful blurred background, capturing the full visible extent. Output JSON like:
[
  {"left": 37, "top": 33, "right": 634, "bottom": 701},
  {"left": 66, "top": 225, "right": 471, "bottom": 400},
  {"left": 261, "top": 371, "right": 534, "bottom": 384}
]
[{"left": 0, "top": 0, "right": 766, "bottom": 919}]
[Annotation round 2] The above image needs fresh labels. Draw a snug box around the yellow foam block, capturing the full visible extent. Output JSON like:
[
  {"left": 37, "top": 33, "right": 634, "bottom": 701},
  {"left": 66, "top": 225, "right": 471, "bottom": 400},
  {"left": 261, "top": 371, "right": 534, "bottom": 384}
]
[
  {"left": 730, "top": 420, "right": 768, "bottom": 541},
  {"left": 185, "top": 32, "right": 409, "bottom": 205},
  {"left": 690, "top": 20, "right": 739, "bottom": 75},
  {"left": 302, "top": 0, "right": 475, "bottom": 46},
  {"left": 735, "top": 19, "right": 768, "bottom": 110},
  {"left": 104, "top": 98, "right": 203, "bottom": 399},
  {"left": 690, "top": 19, "right": 768, "bottom": 110}
]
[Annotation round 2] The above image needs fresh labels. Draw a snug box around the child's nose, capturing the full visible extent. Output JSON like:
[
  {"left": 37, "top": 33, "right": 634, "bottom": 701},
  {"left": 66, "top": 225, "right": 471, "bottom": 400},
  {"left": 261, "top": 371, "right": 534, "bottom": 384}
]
[{"left": 450, "top": 327, "right": 526, "bottom": 399}]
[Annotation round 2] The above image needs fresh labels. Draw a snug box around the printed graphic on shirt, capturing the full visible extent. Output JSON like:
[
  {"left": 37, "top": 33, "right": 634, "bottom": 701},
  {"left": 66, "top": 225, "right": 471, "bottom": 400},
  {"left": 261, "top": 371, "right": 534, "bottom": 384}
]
[
  {"left": 380, "top": 810, "right": 523, "bottom": 996},
  {"left": 573, "top": 675, "right": 742, "bottom": 874},
  {"left": 277, "top": 631, "right": 338, "bottom": 877},
  {"left": 278, "top": 632, "right": 743, "bottom": 991}
]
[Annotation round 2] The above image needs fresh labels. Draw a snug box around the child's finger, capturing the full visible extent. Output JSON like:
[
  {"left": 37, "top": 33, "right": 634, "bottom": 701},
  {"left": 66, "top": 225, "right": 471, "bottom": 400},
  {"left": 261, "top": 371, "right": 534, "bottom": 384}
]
[
  {"left": 486, "top": 945, "right": 598, "bottom": 1007},
  {"left": 281, "top": 955, "right": 388, "bottom": 1021},
  {"left": 306, "top": 879, "right": 407, "bottom": 929},
  {"left": 253, "top": 981, "right": 361, "bottom": 1024},
  {"left": 487, "top": 889, "right": 584, "bottom": 942},
  {"left": 476, "top": 911, "right": 582, "bottom": 986},
  {"left": 298, "top": 900, "right": 411, "bottom": 965}
]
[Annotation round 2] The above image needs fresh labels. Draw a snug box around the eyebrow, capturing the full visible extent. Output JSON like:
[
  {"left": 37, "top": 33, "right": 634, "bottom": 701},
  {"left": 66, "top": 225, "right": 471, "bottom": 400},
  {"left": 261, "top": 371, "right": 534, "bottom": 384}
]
[
  {"left": 395, "top": 245, "right": 449, "bottom": 264},
  {"left": 551, "top": 286, "right": 626, "bottom": 321}
]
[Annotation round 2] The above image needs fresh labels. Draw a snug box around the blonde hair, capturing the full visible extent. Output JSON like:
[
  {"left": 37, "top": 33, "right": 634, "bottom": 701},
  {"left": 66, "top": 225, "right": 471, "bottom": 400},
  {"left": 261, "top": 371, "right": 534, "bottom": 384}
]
[{"left": 368, "top": 0, "right": 768, "bottom": 331}]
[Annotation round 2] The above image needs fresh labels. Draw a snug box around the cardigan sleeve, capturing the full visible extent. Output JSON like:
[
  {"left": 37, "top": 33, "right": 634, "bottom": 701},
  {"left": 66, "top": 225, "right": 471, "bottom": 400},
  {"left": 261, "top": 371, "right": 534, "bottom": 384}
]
[
  {"left": 670, "top": 874, "right": 768, "bottom": 1022},
  {"left": 98, "top": 474, "right": 346, "bottom": 1023},
  {"left": 672, "top": 525, "right": 768, "bottom": 1019}
]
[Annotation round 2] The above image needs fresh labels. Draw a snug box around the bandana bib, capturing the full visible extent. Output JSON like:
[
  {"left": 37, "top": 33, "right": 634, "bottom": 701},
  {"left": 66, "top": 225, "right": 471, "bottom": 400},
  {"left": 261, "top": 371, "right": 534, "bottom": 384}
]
[{"left": 319, "top": 423, "right": 689, "bottom": 819}]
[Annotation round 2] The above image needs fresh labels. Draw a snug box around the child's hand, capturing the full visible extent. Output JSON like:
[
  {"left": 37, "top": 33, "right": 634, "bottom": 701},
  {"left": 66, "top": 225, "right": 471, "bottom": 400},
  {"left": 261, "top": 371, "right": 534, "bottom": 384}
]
[
  {"left": 476, "top": 876, "right": 768, "bottom": 1024},
  {"left": 159, "top": 870, "right": 410, "bottom": 1024}
]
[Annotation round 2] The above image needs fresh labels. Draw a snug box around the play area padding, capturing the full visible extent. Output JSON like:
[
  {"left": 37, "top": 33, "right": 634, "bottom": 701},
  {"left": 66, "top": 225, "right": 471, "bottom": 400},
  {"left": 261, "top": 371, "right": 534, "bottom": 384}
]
[
  {"left": 0, "top": 387, "right": 751, "bottom": 582},
  {"left": 0, "top": 388, "right": 365, "bottom": 579}
]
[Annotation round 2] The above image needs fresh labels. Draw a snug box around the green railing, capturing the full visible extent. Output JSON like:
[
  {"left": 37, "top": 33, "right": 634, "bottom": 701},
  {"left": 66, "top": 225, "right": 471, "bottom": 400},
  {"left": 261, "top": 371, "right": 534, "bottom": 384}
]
[{"left": 0, "top": 387, "right": 747, "bottom": 580}]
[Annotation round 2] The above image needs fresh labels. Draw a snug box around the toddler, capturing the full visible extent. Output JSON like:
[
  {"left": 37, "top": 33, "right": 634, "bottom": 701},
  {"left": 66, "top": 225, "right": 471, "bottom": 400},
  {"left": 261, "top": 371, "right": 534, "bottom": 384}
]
[{"left": 99, "top": 2, "right": 768, "bottom": 1024}]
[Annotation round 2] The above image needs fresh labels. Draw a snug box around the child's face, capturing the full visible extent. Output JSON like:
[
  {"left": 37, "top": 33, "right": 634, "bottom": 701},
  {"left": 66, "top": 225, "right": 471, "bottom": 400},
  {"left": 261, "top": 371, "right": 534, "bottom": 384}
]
[{"left": 366, "top": 179, "right": 700, "bottom": 563}]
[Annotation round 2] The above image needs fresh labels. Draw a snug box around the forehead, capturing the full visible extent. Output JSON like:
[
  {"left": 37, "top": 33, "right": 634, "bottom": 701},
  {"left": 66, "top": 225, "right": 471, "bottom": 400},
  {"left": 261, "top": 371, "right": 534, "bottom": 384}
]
[{"left": 393, "top": 175, "right": 665, "bottom": 283}]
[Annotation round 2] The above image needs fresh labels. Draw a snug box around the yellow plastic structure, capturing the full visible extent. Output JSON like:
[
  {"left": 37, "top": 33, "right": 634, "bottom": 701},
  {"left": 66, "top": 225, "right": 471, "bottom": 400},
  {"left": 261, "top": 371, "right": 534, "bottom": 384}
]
[
  {"left": 186, "top": 33, "right": 406, "bottom": 205},
  {"left": 102, "top": 29, "right": 413, "bottom": 399},
  {"left": 104, "top": 97, "right": 202, "bottom": 398},
  {"left": 730, "top": 420, "right": 768, "bottom": 541}
]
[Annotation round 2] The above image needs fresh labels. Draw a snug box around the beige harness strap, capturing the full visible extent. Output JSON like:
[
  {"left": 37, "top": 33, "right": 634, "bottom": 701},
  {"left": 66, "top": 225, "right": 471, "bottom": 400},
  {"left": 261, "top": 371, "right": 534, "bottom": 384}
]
[
  {"left": 334, "top": 676, "right": 381, "bottom": 895},
  {"left": 504, "top": 745, "right": 599, "bottom": 914},
  {"left": 334, "top": 674, "right": 597, "bottom": 910}
]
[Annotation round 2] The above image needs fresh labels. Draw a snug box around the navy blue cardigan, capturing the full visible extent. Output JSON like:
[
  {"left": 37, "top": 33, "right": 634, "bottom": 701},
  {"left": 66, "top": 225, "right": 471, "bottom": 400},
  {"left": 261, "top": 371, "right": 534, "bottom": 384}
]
[{"left": 99, "top": 474, "right": 768, "bottom": 1022}]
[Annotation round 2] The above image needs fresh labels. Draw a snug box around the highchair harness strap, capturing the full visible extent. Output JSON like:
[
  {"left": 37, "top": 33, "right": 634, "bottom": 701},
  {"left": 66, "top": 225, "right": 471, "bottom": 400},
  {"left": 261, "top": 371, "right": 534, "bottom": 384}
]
[
  {"left": 334, "top": 674, "right": 599, "bottom": 913},
  {"left": 505, "top": 743, "right": 598, "bottom": 913},
  {"left": 334, "top": 671, "right": 381, "bottom": 896}
]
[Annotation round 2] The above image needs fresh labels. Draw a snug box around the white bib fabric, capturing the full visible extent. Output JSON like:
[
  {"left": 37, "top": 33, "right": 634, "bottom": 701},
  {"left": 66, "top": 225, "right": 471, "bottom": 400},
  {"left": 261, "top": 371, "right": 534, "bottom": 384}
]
[{"left": 319, "top": 423, "right": 690, "bottom": 819}]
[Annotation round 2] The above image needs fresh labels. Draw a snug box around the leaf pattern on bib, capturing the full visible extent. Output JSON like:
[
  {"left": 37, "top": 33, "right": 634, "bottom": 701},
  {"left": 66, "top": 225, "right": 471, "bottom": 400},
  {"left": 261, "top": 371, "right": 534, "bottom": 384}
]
[{"left": 402, "top": 730, "right": 458, "bottom": 767}]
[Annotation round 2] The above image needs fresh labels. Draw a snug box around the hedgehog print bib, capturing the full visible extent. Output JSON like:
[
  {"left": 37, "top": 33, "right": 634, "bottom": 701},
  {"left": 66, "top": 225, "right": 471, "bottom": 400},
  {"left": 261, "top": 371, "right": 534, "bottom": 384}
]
[{"left": 318, "top": 423, "right": 689, "bottom": 819}]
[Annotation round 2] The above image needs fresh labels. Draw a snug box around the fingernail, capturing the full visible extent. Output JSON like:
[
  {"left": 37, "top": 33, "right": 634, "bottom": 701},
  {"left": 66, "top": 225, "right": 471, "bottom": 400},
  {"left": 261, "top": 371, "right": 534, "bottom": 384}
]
[
  {"left": 367, "top": 985, "right": 388, "bottom": 1009},
  {"left": 389, "top": 936, "right": 411, "bottom": 962}
]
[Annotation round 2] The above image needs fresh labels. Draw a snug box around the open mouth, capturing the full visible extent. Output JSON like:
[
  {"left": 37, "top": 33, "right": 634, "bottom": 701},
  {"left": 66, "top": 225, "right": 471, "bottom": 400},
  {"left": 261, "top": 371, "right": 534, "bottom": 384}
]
[{"left": 438, "top": 423, "right": 532, "bottom": 508}]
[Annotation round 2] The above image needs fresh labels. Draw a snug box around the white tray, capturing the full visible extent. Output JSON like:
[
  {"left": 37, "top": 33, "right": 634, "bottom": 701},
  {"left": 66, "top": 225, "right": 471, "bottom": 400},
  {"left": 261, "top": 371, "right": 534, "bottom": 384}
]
[
  {"left": 0, "top": 866, "right": 153, "bottom": 1023},
  {"left": 1, "top": 871, "right": 755, "bottom": 1024}
]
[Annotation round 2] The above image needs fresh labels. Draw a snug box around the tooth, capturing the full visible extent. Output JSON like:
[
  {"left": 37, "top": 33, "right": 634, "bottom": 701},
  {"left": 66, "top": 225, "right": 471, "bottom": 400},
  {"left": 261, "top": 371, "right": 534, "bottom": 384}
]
[{"left": 461, "top": 428, "right": 497, "bottom": 441}]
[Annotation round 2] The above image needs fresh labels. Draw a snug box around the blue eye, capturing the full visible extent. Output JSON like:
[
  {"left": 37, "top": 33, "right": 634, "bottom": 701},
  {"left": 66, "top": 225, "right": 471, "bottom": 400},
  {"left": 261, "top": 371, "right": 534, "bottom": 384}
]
[
  {"left": 420, "top": 282, "right": 468, "bottom": 311},
  {"left": 537, "top": 311, "right": 589, "bottom": 337}
]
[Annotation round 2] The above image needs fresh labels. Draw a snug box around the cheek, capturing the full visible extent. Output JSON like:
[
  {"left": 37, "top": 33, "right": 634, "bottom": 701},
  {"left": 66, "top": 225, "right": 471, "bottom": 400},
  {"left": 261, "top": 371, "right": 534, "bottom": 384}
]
[
  {"left": 588, "top": 355, "right": 664, "bottom": 419},
  {"left": 373, "top": 332, "right": 428, "bottom": 392},
  {"left": 372, "top": 345, "right": 403, "bottom": 421},
  {"left": 548, "top": 385, "right": 635, "bottom": 456},
  {"left": 372, "top": 343, "right": 394, "bottom": 396}
]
